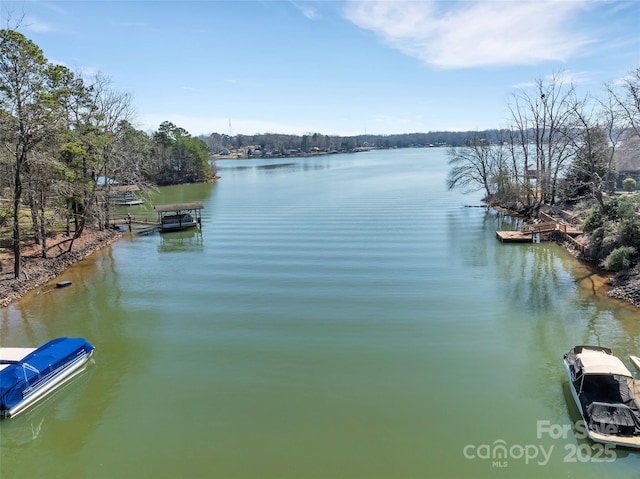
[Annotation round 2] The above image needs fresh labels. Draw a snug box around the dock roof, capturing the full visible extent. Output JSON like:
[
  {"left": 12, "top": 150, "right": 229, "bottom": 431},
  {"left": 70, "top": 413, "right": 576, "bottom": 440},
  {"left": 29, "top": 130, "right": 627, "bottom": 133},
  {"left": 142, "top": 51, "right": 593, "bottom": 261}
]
[
  {"left": 155, "top": 202, "right": 204, "bottom": 213},
  {"left": 110, "top": 185, "right": 140, "bottom": 193}
]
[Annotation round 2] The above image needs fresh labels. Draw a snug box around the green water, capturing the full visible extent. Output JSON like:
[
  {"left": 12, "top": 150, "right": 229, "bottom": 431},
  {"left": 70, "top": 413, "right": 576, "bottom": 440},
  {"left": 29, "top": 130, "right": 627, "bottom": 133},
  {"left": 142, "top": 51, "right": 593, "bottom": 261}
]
[{"left": 1, "top": 149, "right": 639, "bottom": 478}]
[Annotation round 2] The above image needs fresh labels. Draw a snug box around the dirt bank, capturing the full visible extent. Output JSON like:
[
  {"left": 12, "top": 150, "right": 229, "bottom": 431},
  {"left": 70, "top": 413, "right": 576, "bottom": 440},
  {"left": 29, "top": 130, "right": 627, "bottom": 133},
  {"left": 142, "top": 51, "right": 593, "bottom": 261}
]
[
  {"left": 557, "top": 235, "right": 640, "bottom": 308},
  {"left": 0, "top": 229, "right": 121, "bottom": 308}
]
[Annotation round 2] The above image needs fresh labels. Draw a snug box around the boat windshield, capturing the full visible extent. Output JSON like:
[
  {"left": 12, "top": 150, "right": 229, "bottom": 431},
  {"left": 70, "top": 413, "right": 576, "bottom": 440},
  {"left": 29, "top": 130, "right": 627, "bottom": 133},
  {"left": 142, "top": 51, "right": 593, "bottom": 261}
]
[{"left": 579, "top": 373, "right": 635, "bottom": 404}]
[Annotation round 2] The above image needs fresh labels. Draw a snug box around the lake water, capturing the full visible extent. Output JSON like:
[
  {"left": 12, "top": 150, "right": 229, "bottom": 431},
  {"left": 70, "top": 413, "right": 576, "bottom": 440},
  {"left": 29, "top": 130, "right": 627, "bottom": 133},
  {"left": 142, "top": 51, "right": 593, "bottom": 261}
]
[{"left": 1, "top": 148, "right": 639, "bottom": 478}]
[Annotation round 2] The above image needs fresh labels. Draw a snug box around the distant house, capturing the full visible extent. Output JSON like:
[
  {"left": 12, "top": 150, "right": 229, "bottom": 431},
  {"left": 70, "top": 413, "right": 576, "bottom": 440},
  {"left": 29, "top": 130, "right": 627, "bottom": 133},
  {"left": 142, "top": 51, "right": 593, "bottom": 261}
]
[
  {"left": 614, "top": 135, "right": 640, "bottom": 189},
  {"left": 526, "top": 164, "right": 539, "bottom": 181}
]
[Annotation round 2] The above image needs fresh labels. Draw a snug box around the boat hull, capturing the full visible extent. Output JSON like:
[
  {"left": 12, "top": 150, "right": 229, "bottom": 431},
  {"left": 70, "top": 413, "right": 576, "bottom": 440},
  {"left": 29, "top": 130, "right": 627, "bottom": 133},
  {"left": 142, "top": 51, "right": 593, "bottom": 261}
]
[
  {"left": 160, "top": 221, "right": 199, "bottom": 232},
  {"left": 563, "top": 359, "right": 621, "bottom": 447},
  {"left": 0, "top": 338, "right": 95, "bottom": 419},
  {"left": 563, "top": 347, "right": 640, "bottom": 449}
]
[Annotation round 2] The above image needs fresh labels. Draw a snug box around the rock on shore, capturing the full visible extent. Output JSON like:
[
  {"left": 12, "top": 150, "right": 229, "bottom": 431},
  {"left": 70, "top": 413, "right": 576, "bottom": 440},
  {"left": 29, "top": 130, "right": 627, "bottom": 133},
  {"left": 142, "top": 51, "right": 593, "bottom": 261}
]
[
  {"left": 607, "top": 266, "right": 640, "bottom": 309},
  {"left": 0, "top": 229, "right": 121, "bottom": 308}
]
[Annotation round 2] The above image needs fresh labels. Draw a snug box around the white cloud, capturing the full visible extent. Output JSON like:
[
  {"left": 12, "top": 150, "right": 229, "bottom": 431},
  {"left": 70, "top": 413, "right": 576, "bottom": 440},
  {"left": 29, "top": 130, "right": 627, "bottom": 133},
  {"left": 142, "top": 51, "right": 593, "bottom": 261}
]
[
  {"left": 22, "top": 16, "right": 54, "bottom": 33},
  {"left": 39, "top": 2, "right": 67, "bottom": 16},
  {"left": 291, "top": 1, "right": 320, "bottom": 20},
  {"left": 80, "top": 66, "right": 100, "bottom": 77},
  {"left": 512, "top": 70, "right": 591, "bottom": 89},
  {"left": 511, "top": 81, "right": 537, "bottom": 90},
  {"left": 546, "top": 70, "right": 590, "bottom": 85},
  {"left": 608, "top": 69, "right": 639, "bottom": 88},
  {"left": 343, "top": 0, "right": 593, "bottom": 69}
]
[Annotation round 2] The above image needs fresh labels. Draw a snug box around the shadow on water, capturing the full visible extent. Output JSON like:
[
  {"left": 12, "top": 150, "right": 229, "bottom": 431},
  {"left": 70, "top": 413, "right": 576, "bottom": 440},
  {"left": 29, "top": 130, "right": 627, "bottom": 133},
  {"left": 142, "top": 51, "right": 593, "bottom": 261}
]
[{"left": 0, "top": 362, "right": 95, "bottom": 450}]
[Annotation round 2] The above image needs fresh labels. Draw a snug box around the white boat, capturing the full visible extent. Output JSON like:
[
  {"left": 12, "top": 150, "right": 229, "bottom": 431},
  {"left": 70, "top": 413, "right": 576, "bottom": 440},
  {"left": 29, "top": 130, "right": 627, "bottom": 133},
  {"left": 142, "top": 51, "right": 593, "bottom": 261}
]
[
  {"left": 564, "top": 345, "right": 640, "bottom": 448},
  {"left": 0, "top": 337, "right": 95, "bottom": 418},
  {"left": 630, "top": 355, "right": 640, "bottom": 371}
]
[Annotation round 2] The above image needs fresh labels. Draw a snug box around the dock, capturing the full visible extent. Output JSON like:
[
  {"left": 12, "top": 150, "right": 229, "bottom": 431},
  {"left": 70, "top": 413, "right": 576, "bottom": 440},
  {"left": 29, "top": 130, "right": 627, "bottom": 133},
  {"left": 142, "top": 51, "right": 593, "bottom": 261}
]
[
  {"left": 107, "top": 202, "right": 205, "bottom": 233},
  {"left": 496, "top": 211, "right": 583, "bottom": 244},
  {"left": 496, "top": 212, "right": 584, "bottom": 244},
  {"left": 109, "top": 185, "right": 144, "bottom": 206},
  {"left": 107, "top": 214, "right": 159, "bottom": 233},
  {"left": 496, "top": 230, "right": 535, "bottom": 243}
]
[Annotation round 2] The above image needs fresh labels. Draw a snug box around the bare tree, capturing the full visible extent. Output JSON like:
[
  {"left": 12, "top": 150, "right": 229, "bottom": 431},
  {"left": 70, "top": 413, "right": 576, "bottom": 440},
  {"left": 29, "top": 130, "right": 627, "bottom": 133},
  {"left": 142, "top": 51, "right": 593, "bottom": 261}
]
[
  {"left": 56, "top": 73, "right": 135, "bottom": 249},
  {"left": 562, "top": 91, "right": 624, "bottom": 209},
  {"left": 447, "top": 134, "right": 498, "bottom": 199},
  {"left": 508, "top": 74, "right": 580, "bottom": 209},
  {"left": 606, "top": 66, "right": 640, "bottom": 139}
]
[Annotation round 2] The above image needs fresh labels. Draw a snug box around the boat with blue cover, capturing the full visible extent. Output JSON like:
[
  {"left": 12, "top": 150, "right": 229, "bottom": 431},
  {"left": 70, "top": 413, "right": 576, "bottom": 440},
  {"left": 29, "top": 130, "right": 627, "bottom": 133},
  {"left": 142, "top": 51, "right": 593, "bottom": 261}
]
[{"left": 0, "top": 337, "right": 95, "bottom": 418}]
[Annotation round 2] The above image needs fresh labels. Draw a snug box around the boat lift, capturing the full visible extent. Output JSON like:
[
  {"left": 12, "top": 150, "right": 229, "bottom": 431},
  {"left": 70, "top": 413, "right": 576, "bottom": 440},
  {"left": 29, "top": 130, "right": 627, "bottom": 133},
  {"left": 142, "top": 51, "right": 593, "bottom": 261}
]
[{"left": 155, "top": 202, "right": 204, "bottom": 232}]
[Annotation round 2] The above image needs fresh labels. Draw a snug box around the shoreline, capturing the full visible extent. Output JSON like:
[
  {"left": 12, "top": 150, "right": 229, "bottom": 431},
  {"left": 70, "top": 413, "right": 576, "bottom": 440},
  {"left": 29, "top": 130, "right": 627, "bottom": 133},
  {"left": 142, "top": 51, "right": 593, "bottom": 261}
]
[
  {"left": 606, "top": 267, "right": 640, "bottom": 308},
  {"left": 556, "top": 234, "right": 640, "bottom": 309},
  {"left": 491, "top": 204, "right": 640, "bottom": 310},
  {"left": 0, "top": 229, "right": 122, "bottom": 309}
]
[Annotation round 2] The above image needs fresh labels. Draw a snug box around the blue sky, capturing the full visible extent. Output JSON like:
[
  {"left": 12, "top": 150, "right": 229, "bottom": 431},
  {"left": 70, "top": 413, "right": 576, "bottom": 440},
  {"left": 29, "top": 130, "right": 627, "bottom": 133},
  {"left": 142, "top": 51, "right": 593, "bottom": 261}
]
[{"left": 2, "top": 1, "right": 640, "bottom": 136}]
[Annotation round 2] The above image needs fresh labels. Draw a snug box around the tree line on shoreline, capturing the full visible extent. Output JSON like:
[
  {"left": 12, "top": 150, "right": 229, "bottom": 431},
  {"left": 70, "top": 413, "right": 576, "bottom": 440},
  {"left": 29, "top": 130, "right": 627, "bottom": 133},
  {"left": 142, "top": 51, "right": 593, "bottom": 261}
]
[
  {"left": 198, "top": 130, "right": 499, "bottom": 156},
  {"left": 446, "top": 69, "right": 640, "bottom": 274}
]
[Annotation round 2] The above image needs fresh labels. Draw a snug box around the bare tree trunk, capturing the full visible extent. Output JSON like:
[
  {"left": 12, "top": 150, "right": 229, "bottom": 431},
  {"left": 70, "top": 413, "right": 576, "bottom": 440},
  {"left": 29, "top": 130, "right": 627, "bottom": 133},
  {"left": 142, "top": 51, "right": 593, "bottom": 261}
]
[
  {"left": 28, "top": 189, "right": 41, "bottom": 245},
  {"left": 39, "top": 191, "right": 48, "bottom": 258},
  {"left": 13, "top": 154, "right": 23, "bottom": 279}
]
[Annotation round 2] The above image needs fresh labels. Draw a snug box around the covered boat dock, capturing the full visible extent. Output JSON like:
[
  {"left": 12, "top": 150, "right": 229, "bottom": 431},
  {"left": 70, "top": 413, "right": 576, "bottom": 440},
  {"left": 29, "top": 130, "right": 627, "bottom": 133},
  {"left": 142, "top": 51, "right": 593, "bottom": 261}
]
[
  {"left": 109, "top": 185, "right": 143, "bottom": 205},
  {"left": 155, "top": 202, "right": 204, "bottom": 232}
]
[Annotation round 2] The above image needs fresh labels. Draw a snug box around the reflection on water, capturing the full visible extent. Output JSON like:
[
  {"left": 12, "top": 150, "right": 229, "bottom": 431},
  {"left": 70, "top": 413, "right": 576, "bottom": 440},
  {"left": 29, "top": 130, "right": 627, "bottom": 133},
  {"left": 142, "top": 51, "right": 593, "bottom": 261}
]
[
  {"left": 256, "top": 162, "right": 296, "bottom": 170},
  {"left": 158, "top": 228, "right": 204, "bottom": 253},
  {"left": 1, "top": 149, "right": 639, "bottom": 479},
  {"left": 0, "top": 362, "right": 95, "bottom": 451},
  {"left": 217, "top": 158, "right": 332, "bottom": 175}
]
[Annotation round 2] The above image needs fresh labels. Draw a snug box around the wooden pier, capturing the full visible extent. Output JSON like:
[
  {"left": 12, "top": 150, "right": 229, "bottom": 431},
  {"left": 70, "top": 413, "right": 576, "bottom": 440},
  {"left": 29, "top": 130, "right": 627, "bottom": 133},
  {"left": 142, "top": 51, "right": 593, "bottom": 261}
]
[
  {"left": 496, "top": 230, "right": 536, "bottom": 243},
  {"left": 108, "top": 214, "right": 159, "bottom": 232},
  {"left": 496, "top": 212, "right": 583, "bottom": 244}
]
